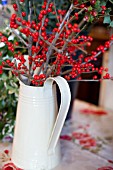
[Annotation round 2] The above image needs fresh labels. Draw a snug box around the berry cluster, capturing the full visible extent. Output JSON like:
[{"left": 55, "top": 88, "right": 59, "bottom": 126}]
[{"left": 0, "top": 0, "right": 113, "bottom": 86}]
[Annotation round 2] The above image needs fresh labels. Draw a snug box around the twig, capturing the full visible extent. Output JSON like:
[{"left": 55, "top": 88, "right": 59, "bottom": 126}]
[
  {"left": 30, "top": 0, "right": 51, "bottom": 74},
  {"left": 59, "top": 7, "right": 85, "bottom": 34},
  {"left": 53, "top": 0, "right": 60, "bottom": 24},
  {"left": 3, "top": 22, "right": 28, "bottom": 47},
  {"left": 75, "top": 23, "right": 87, "bottom": 38},
  {"left": 73, "top": 44, "right": 88, "bottom": 54},
  {"left": 15, "top": 46, "right": 28, "bottom": 49},
  {"left": 46, "top": 65, "right": 55, "bottom": 78},
  {"left": 68, "top": 79, "right": 111, "bottom": 82},
  {"left": 3, "top": 67, "right": 29, "bottom": 77},
  {"left": 3, "top": 67, "right": 12, "bottom": 71},
  {"left": 1, "top": 12, "right": 10, "bottom": 19},
  {"left": 36, "top": 0, "right": 51, "bottom": 47},
  {"left": 28, "top": 1, "right": 33, "bottom": 84},
  {"left": 37, "top": 63, "right": 44, "bottom": 75},
  {"left": 44, "top": 3, "right": 74, "bottom": 73},
  {"left": 15, "top": 0, "right": 23, "bottom": 20},
  {"left": 60, "top": 69, "right": 72, "bottom": 75},
  {"left": 2, "top": 12, "right": 36, "bottom": 34},
  {"left": 28, "top": 1, "right": 32, "bottom": 22},
  {"left": 65, "top": 40, "right": 88, "bottom": 54},
  {"left": 60, "top": 18, "right": 86, "bottom": 53},
  {"left": 32, "top": 0, "right": 37, "bottom": 22},
  {"left": 81, "top": 41, "right": 113, "bottom": 65},
  {"left": 12, "top": 29, "right": 28, "bottom": 47},
  {"left": 78, "top": 19, "right": 86, "bottom": 28},
  {"left": 109, "top": 0, "right": 113, "bottom": 4},
  {"left": 40, "top": 35, "right": 61, "bottom": 53},
  {"left": 58, "top": 4, "right": 74, "bottom": 30}
]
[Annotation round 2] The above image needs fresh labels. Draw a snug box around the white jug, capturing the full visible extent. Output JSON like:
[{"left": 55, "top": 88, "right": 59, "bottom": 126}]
[{"left": 11, "top": 76, "right": 71, "bottom": 170}]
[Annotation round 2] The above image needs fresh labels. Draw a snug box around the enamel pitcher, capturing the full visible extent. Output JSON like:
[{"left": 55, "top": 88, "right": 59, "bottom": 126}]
[{"left": 11, "top": 76, "right": 71, "bottom": 170}]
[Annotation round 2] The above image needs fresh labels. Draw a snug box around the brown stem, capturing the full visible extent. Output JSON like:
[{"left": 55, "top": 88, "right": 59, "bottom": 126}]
[
  {"left": 36, "top": 0, "right": 51, "bottom": 47},
  {"left": 78, "top": 19, "right": 86, "bottom": 28},
  {"left": 15, "top": 0, "right": 23, "bottom": 20},
  {"left": 68, "top": 79, "right": 103, "bottom": 82},
  {"left": 28, "top": 1, "right": 33, "bottom": 84},
  {"left": 3, "top": 67, "right": 12, "bottom": 71},
  {"left": 59, "top": 8, "right": 85, "bottom": 35},
  {"left": 37, "top": 63, "right": 44, "bottom": 75},
  {"left": 40, "top": 35, "right": 61, "bottom": 53},
  {"left": 70, "top": 44, "right": 88, "bottom": 54},
  {"left": 1, "top": 12, "right": 10, "bottom": 19},
  {"left": 12, "top": 29, "right": 28, "bottom": 47},
  {"left": 44, "top": 3, "right": 74, "bottom": 73},
  {"left": 3, "top": 67, "right": 30, "bottom": 77},
  {"left": 53, "top": 0, "right": 60, "bottom": 24},
  {"left": 61, "top": 19, "right": 86, "bottom": 52},
  {"left": 81, "top": 41, "right": 113, "bottom": 66},
  {"left": 60, "top": 69, "right": 72, "bottom": 75},
  {"left": 46, "top": 65, "right": 55, "bottom": 78},
  {"left": 3, "top": 22, "right": 28, "bottom": 47}
]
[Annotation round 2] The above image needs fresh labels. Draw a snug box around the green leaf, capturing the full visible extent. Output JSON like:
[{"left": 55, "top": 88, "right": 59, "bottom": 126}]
[
  {"left": 101, "top": 1, "right": 107, "bottom": 6},
  {"left": 88, "top": 6, "right": 92, "bottom": 11},
  {"left": 105, "top": 8, "right": 112, "bottom": 14},
  {"left": 110, "top": 21, "right": 113, "bottom": 27},
  {"left": 1, "top": 73, "right": 8, "bottom": 81},
  {"left": 103, "top": 15, "right": 111, "bottom": 24},
  {"left": 88, "top": 15, "right": 94, "bottom": 23},
  {"left": 95, "top": 0, "right": 100, "bottom": 8},
  {"left": 6, "top": 7, "right": 11, "bottom": 14},
  {"left": 8, "top": 89, "right": 17, "bottom": 94}
]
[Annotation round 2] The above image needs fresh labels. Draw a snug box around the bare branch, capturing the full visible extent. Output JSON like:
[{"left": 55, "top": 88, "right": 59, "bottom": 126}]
[
  {"left": 46, "top": 65, "right": 55, "bottom": 78},
  {"left": 71, "top": 44, "right": 88, "bottom": 54},
  {"left": 28, "top": 1, "right": 33, "bottom": 84},
  {"left": 68, "top": 79, "right": 103, "bottom": 82},
  {"left": 12, "top": 29, "right": 28, "bottom": 47},
  {"left": 1, "top": 12, "right": 10, "bottom": 19},
  {"left": 2, "top": 21, "right": 28, "bottom": 47},
  {"left": 44, "top": 3, "right": 74, "bottom": 73},
  {"left": 37, "top": 63, "right": 44, "bottom": 75},
  {"left": 15, "top": 0, "right": 23, "bottom": 20},
  {"left": 36, "top": 0, "right": 51, "bottom": 47},
  {"left": 53, "top": 0, "right": 60, "bottom": 24},
  {"left": 40, "top": 35, "right": 61, "bottom": 53},
  {"left": 81, "top": 41, "right": 113, "bottom": 66}
]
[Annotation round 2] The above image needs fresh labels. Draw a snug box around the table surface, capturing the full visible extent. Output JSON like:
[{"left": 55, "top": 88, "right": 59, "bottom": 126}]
[{"left": 0, "top": 100, "right": 113, "bottom": 170}]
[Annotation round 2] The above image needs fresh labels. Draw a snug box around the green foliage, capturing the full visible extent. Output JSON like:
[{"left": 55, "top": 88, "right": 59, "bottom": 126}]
[
  {"left": 76, "top": 0, "right": 113, "bottom": 26},
  {"left": 0, "top": 27, "right": 20, "bottom": 140},
  {"left": 0, "top": 71, "right": 19, "bottom": 140},
  {"left": 104, "top": 15, "right": 111, "bottom": 24},
  {"left": 110, "top": 20, "right": 113, "bottom": 26}
]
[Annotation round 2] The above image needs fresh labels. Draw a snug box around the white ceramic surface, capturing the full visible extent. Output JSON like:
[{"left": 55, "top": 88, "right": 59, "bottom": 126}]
[{"left": 11, "top": 76, "right": 71, "bottom": 170}]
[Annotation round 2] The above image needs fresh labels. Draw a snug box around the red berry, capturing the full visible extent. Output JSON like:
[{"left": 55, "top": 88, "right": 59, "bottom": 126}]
[
  {"left": 13, "top": 4, "right": 17, "bottom": 8},
  {"left": 4, "top": 150, "right": 9, "bottom": 154},
  {"left": 22, "top": 12, "right": 26, "bottom": 17}
]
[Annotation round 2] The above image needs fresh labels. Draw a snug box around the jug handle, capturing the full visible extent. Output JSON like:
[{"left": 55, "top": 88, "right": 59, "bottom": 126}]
[{"left": 44, "top": 76, "right": 71, "bottom": 155}]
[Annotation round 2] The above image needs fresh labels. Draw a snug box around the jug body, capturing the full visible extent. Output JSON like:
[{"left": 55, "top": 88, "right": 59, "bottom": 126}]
[
  {"left": 12, "top": 76, "right": 71, "bottom": 170},
  {"left": 12, "top": 82, "right": 60, "bottom": 169}
]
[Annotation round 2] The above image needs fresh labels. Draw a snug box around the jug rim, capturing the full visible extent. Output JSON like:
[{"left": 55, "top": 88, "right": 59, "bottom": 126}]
[{"left": 19, "top": 80, "right": 45, "bottom": 89}]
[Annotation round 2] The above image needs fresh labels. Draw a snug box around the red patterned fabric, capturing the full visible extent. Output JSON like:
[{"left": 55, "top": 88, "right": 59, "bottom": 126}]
[
  {"left": 2, "top": 163, "right": 22, "bottom": 170},
  {"left": 98, "top": 167, "right": 113, "bottom": 170}
]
